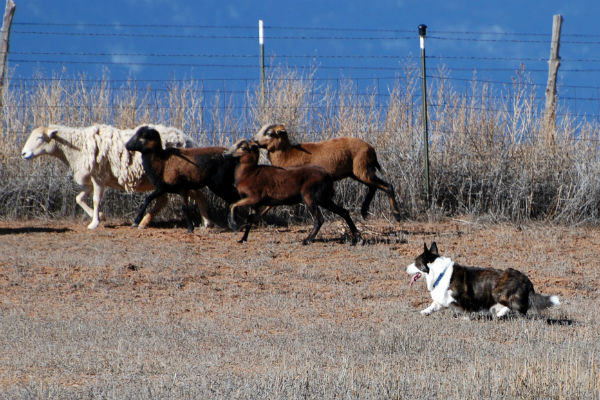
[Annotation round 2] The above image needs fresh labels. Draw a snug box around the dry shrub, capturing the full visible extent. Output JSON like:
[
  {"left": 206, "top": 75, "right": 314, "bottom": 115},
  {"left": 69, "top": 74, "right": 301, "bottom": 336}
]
[{"left": 1, "top": 65, "right": 600, "bottom": 225}]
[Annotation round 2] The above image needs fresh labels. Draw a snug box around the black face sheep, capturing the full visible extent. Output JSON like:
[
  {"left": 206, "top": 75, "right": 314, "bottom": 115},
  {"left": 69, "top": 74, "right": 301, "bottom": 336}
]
[
  {"left": 225, "top": 139, "right": 361, "bottom": 245},
  {"left": 253, "top": 123, "right": 402, "bottom": 222},
  {"left": 125, "top": 126, "right": 239, "bottom": 232}
]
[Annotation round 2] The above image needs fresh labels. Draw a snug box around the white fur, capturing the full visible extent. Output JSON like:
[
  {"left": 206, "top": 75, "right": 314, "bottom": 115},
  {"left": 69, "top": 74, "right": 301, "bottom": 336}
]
[
  {"left": 406, "top": 257, "right": 456, "bottom": 315},
  {"left": 21, "top": 124, "right": 193, "bottom": 229},
  {"left": 407, "top": 254, "right": 561, "bottom": 318}
]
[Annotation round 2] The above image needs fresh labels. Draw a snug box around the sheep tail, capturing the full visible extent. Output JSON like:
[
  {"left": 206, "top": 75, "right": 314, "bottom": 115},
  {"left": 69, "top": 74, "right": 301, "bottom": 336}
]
[{"left": 367, "top": 147, "right": 382, "bottom": 172}]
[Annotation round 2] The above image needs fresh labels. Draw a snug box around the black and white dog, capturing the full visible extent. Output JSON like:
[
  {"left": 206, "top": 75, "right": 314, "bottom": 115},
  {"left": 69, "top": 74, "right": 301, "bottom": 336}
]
[{"left": 406, "top": 242, "right": 560, "bottom": 317}]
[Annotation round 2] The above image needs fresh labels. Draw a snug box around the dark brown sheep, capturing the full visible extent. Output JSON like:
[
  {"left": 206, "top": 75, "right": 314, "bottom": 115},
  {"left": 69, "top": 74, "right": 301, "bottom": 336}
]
[
  {"left": 226, "top": 139, "right": 360, "bottom": 245},
  {"left": 253, "top": 123, "right": 402, "bottom": 222},
  {"left": 125, "top": 126, "right": 239, "bottom": 232}
]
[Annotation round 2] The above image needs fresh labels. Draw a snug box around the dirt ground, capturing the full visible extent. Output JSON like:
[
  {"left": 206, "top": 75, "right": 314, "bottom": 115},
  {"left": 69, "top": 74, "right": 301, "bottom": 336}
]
[
  {"left": 0, "top": 216, "right": 595, "bottom": 311},
  {"left": 0, "top": 216, "right": 598, "bottom": 397}
]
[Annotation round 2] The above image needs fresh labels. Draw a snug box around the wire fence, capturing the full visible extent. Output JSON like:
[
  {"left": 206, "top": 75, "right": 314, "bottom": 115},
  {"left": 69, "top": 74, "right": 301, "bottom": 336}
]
[{"left": 6, "top": 21, "right": 600, "bottom": 129}]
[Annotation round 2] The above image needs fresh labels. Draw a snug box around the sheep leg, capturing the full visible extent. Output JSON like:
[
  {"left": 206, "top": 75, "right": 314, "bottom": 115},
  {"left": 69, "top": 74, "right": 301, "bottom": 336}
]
[
  {"left": 75, "top": 186, "right": 94, "bottom": 219},
  {"left": 360, "top": 185, "right": 377, "bottom": 219},
  {"left": 87, "top": 177, "right": 105, "bottom": 230},
  {"left": 228, "top": 197, "right": 256, "bottom": 234},
  {"left": 237, "top": 208, "right": 264, "bottom": 243},
  {"left": 302, "top": 203, "right": 324, "bottom": 245},
  {"left": 358, "top": 176, "right": 402, "bottom": 222},
  {"left": 133, "top": 190, "right": 163, "bottom": 227},
  {"left": 189, "top": 190, "right": 213, "bottom": 228},
  {"left": 137, "top": 194, "right": 168, "bottom": 229},
  {"left": 319, "top": 199, "right": 361, "bottom": 245},
  {"left": 238, "top": 225, "right": 252, "bottom": 243},
  {"left": 179, "top": 194, "right": 196, "bottom": 233}
]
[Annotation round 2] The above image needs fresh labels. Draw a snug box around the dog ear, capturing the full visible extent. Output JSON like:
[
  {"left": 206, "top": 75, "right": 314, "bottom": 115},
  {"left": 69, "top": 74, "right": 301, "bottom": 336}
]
[
  {"left": 430, "top": 242, "right": 439, "bottom": 255},
  {"left": 423, "top": 242, "right": 428, "bottom": 253}
]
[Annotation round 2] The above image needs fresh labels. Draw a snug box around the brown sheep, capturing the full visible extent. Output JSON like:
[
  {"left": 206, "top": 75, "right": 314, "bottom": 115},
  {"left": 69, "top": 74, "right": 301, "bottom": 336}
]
[
  {"left": 253, "top": 123, "right": 402, "bottom": 222},
  {"left": 226, "top": 139, "right": 360, "bottom": 245},
  {"left": 125, "top": 126, "right": 239, "bottom": 232}
]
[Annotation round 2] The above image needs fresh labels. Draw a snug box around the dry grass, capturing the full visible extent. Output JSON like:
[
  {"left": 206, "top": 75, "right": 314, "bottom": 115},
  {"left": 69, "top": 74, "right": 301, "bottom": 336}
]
[
  {"left": 0, "top": 219, "right": 597, "bottom": 399},
  {"left": 1, "top": 66, "right": 599, "bottom": 399},
  {"left": 2, "top": 65, "right": 600, "bottom": 225}
]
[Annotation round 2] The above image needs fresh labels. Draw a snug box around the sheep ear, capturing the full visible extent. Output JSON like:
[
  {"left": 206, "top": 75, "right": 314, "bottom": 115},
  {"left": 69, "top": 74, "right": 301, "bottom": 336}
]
[{"left": 47, "top": 129, "right": 58, "bottom": 139}]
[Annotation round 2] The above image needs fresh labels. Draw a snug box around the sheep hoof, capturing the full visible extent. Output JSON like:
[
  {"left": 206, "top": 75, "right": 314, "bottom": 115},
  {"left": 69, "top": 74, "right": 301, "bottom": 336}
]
[
  {"left": 302, "top": 238, "right": 313, "bottom": 245},
  {"left": 87, "top": 220, "right": 100, "bottom": 229},
  {"left": 392, "top": 211, "right": 402, "bottom": 222}
]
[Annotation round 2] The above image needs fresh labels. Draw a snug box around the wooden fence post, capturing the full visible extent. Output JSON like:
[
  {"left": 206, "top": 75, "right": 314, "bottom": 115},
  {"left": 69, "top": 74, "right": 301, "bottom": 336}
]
[
  {"left": 0, "top": 0, "right": 16, "bottom": 109},
  {"left": 543, "top": 14, "right": 562, "bottom": 144}
]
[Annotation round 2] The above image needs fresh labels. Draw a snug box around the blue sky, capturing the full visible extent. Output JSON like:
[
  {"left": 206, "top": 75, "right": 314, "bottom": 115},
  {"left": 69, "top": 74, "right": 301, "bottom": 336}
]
[{"left": 10, "top": 0, "right": 600, "bottom": 119}]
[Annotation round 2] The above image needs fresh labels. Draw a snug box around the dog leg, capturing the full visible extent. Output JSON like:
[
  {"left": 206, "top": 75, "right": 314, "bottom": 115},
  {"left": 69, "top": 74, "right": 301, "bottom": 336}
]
[
  {"left": 421, "top": 301, "right": 443, "bottom": 315},
  {"left": 490, "top": 304, "right": 511, "bottom": 318}
]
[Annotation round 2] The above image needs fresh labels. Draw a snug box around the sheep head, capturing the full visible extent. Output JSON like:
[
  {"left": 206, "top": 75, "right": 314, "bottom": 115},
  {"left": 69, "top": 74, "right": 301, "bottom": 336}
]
[
  {"left": 126, "top": 126, "right": 163, "bottom": 153},
  {"left": 21, "top": 126, "right": 60, "bottom": 160},
  {"left": 253, "top": 123, "right": 288, "bottom": 151},
  {"left": 226, "top": 139, "right": 260, "bottom": 161}
]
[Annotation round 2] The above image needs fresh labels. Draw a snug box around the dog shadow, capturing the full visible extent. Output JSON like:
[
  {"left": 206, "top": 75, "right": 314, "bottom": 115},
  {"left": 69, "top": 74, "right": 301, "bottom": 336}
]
[{"left": 456, "top": 312, "right": 575, "bottom": 326}]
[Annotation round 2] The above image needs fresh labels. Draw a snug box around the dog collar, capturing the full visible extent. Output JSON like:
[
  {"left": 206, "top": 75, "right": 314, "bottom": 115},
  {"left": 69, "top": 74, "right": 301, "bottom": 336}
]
[{"left": 432, "top": 265, "right": 449, "bottom": 289}]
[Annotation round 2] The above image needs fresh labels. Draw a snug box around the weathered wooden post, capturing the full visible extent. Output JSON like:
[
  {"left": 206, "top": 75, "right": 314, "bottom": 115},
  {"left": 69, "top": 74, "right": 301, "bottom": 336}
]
[
  {"left": 543, "top": 14, "right": 562, "bottom": 145},
  {"left": 419, "top": 24, "right": 430, "bottom": 207},
  {"left": 0, "top": 0, "right": 16, "bottom": 109}
]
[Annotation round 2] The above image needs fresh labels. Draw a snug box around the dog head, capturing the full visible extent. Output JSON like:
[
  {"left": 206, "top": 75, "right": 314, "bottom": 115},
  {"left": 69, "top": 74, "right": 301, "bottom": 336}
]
[{"left": 406, "top": 242, "right": 440, "bottom": 286}]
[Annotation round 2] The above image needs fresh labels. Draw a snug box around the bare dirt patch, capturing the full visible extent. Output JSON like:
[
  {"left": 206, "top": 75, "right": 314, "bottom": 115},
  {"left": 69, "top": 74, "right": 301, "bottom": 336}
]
[{"left": 0, "top": 217, "right": 598, "bottom": 399}]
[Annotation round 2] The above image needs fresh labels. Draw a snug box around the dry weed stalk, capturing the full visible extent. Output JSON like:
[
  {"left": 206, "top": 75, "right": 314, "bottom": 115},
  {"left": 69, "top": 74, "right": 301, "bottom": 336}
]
[{"left": 1, "top": 65, "right": 599, "bottom": 224}]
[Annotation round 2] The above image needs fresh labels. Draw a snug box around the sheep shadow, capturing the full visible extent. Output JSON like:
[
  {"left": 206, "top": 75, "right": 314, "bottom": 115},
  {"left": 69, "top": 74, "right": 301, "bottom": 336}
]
[{"left": 0, "top": 226, "right": 72, "bottom": 235}]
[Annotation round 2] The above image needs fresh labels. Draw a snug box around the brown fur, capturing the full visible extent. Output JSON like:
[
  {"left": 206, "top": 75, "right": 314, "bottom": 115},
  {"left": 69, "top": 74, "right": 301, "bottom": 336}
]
[
  {"left": 226, "top": 140, "right": 360, "bottom": 245},
  {"left": 254, "top": 124, "right": 402, "bottom": 221},
  {"left": 125, "top": 127, "right": 239, "bottom": 232}
]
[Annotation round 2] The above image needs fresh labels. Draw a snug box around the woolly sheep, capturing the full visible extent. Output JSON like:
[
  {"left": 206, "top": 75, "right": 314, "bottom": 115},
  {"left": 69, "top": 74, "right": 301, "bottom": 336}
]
[{"left": 20, "top": 124, "right": 194, "bottom": 229}]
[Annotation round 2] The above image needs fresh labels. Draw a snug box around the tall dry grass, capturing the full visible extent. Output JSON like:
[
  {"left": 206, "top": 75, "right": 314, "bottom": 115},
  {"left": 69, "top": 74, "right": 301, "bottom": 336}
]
[{"left": 1, "top": 65, "right": 599, "bottom": 225}]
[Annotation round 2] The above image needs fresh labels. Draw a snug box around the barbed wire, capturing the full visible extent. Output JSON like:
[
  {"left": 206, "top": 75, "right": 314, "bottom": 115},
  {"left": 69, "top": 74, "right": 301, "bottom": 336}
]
[
  {"left": 7, "top": 22, "right": 600, "bottom": 123},
  {"left": 12, "top": 50, "right": 600, "bottom": 65},
  {"left": 12, "top": 22, "right": 600, "bottom": 39},
  {"left": 13, "top": 28, "right": 600, "bottom": 46}
]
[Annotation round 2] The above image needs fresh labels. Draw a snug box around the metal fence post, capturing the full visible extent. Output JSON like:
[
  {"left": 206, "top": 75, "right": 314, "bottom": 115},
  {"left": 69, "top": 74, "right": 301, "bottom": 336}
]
[
  {"left": 259, "top": 19, "right": 266, "bottom": 116},
  {"left": 419, "top": 24, "right": 430, "bottom": 207}
]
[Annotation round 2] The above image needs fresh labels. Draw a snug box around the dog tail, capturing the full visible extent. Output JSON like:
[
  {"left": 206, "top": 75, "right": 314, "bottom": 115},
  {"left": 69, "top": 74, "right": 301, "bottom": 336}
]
[{"left": 529, "top": 293, "right": 560, "bottom": 311}]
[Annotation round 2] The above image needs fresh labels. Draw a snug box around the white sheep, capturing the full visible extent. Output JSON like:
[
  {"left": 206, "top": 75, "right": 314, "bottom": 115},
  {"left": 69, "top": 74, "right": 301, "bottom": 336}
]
[{"left": 20, "top": 124, "right": 200, "bottom": 229}]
